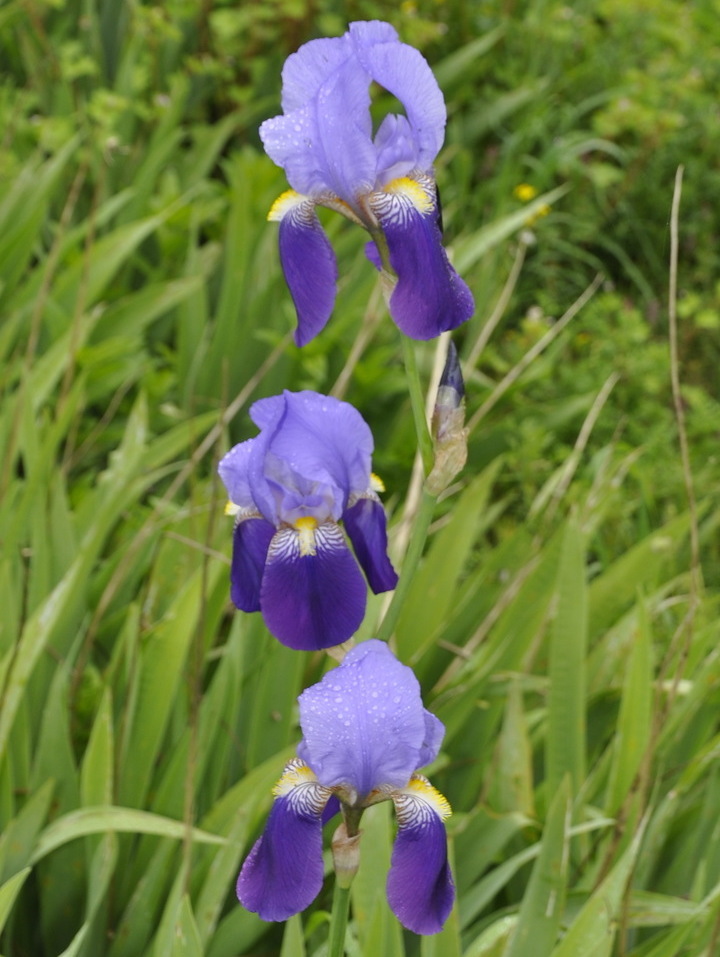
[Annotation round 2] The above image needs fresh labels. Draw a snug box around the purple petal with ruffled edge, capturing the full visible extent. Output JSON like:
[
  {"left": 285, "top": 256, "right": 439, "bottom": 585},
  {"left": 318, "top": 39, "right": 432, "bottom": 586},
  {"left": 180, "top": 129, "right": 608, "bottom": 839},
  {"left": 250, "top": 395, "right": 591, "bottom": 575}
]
[
  {"left": 254, "top": 391, "right": 374, "bottom": 520},
  {"left": 373, "top": 114, "right": 421, "bottom": 185},
  {"left": 260, "top": 523, "right": 366, "bottom": 650},
  {"left": 349, "top": 21, "right": 446, "bottom": 176},
  {"left": 230, "top": 518, "right": 275, "bottom": 613},
  {"left": 218, "top": 440, "right": 257, "bottom": 511},
  {"left": 237, "top": 396, "right": 288, "bottom": 526},
  {"left": 298, "top": 640, "right": 437, "bottom": 796},
  {"left": 260, "top": 50, "right": 375, "bottom": 202},
  {"left": 237, "top": 781, "right": 329, "bottom": 921},
  {"left": 280, "top": 35, "right": 350, "bottom": 112},
  {"left": 387, "top": 784, "right": 455, "bottom": 935},
  {"left": 343, "top": 497, "right": 398, "bottom": 594},
  {"left": 418, "top": 710, "right": 446, "bottom": 769},
  {"left": 374, "top": 188, "right": 474, "bottom": 339},
  {"left": 275, "top": 197, "right": 338, "bottom": 347}
]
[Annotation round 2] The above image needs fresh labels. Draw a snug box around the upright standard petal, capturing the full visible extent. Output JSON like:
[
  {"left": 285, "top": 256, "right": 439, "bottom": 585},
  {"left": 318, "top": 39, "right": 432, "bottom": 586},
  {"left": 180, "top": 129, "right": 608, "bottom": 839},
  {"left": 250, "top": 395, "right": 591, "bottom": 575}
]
[
  {"left": 418, "top": 710, "right": 446, "bottom": 769},
  {"left": 373, "top": 114, "right": 421, "bottom": 185},
  {"left": 260, "top": 523, "right": 367, "bottom": 650},
  {"left": 280, "top": 35, "right": 350, "bottom": 112},
  {"left": 349, "top": 20, "right": 446, "bottom": 173},
  {"left": 230, "top": 517, "right": 275, "bottom": 613},
  {"left": 387, "top": 776, "right": 455, "bottom": 935},
  {"left": 371, "top": 181, "right": 474, "bottom": 339},
  {"left": 261, "top": 54, "right": 375, "bottom": 202},
  {"left": 238, "top": 760, "right": 331, "bottom": 922},
  {"left": 218, "top": 439, "right": 257, "bottom": 511},
  {"left": 269, "top": 192, "right": 338, "bottom": 347},
  {"left": 298, "top": 640, "right": 433, "bottom": 797},
  {"left": 343, "top": 496, "right": 398, "bottom": 593},
  {"left": 258, "top": 391, "right": 374, "bottom": 517}
]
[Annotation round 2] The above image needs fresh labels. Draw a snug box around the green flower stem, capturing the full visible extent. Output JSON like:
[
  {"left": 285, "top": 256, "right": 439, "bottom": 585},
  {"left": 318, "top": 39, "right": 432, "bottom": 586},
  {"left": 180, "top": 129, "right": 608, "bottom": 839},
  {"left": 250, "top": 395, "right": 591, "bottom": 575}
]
[
  {"left": 377, "top": 488, "right": 437, "bottom": 643},
  {"left": 327, "top": 882, "right": 352, "bottom": 957},
  {"left": 401, "top": 334, "right": 434, "bottom": 476}
]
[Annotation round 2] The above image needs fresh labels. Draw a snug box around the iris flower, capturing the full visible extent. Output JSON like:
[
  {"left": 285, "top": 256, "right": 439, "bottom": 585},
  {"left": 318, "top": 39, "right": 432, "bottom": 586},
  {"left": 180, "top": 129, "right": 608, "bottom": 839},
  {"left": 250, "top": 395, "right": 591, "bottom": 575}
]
[
  {"left": 237, "top": 640, "right": 455, "bottom": 935},
  {"left": 218, "top": 391, "right": 398, "bottom": 651},
  {"left": 260, "top": 20, "right": 474, "bottom": 346}
]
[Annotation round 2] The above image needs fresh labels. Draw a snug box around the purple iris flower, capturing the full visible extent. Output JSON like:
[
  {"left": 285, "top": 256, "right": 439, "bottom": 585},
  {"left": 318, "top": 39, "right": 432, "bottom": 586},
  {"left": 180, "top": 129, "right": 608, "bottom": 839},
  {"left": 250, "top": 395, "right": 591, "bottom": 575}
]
[
  {"left": 237, "top": 640, "right": 455, "bottom": 935},
  {"left": 260, "top": 20, "right": 474, "bottom": 346},
  {"left": 218, "top": 391, "right": 398, "bottom": 651}
]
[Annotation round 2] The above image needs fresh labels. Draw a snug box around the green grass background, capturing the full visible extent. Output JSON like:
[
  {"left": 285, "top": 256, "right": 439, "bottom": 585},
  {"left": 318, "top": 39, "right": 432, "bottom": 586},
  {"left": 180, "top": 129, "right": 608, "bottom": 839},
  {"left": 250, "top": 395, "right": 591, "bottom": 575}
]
[{"left": 1, "top": 0, "right": 719, "bottom": 954}]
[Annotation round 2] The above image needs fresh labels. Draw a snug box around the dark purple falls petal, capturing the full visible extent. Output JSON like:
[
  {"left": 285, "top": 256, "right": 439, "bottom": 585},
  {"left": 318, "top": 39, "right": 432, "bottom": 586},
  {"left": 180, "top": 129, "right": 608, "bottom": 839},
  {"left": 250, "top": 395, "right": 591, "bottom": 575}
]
[
  {"left": 343, "top": 496, "right": 398, "bottom": 594},
  {"left": 231, "top": 517, "right": 276, "bottom": 612},
  {"left": 374, "top": 189, "right": 474, "bottom": 340},
  {"left": 260, "top": 523, "right": 366, "bottom": 650},
  {"left": 387, "top": 784, "right": 455, "bottom": 935},
  {"left": 237, "top": 786, "right": 327, "bottom": 921},
  {"left": 276, "top": 199, "right": 338, "bottom": 347}
]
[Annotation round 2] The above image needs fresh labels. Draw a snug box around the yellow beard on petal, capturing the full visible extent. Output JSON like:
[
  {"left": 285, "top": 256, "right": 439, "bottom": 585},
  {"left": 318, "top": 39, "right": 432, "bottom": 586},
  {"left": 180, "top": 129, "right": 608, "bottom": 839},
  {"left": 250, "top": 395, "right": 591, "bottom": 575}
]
[
  {"left": 383, "top": 177, "right": 434, "bottom": 215},
  {"left": 405, "top": 774, "right": 452, "bottom": 821},
  {"left": 272, "top": 759, "right": 317, "bottom": 797},
  {"left": 267, "top": 189, "right": 307, "bottom": 222},
  {"left": 294, "top": 515, "right": 319, "bottom": 556},
  {"left": 370, "top": 472, "right": 385, "bottom": 493}
]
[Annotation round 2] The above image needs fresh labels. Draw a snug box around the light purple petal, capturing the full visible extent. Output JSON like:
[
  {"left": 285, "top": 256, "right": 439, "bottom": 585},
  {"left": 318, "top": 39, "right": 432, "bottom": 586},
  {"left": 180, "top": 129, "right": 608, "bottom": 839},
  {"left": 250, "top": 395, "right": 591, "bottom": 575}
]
[
  {"left": 348, "top": 19, "right": 399, "bottom": 46},
  {"left": 230, "top": 518, "right": 275, "bottom": 613},
  {"left": 239, "top": 396, "right": 288, "bottom": 525},
  {"left": 218, "top": 440, "right": 256, "bottom": 510},
  {"left": 387, "top": 785, "right": 454, "bottom": 934},
  {"left": 261, "top": 56, "right": 375, "bottom": 201},
  {"left": 244, "top": 392, "right": 376, "bottom": 530},
  {"left": 418, "top": 711, "right": 445, "bottom": 768},
  {"left": 374, "top": 114, "right": 421, "bottom": 184},
  {"left": 277, "top": 199, "right": 338, "bottom": 347},
  {"left": 260, "top": 391, "right": 374, "bottom": 518},
  {"left": 349, "top": 21, "right": 446, "bottom": 172},
  {"left": 237, "top": 776, "right": 329, "bottom": 921},
  {"left": 374, "top": 189, "right": 474, "bottom": 339},
  {"left": 343, "top": 496, "right": 398, "bottom": 594},
  {"left": 298, "top": 640, "right": 435, "bottom": 796},
  {"left": 280, "top": 35, "right": 351, "bottom": 112},
  {"left": 260, "top": 524, "right": 367, "bottom": 651},
  {"left": 247, "top": 393, "right": 286, "bottom": 430}
]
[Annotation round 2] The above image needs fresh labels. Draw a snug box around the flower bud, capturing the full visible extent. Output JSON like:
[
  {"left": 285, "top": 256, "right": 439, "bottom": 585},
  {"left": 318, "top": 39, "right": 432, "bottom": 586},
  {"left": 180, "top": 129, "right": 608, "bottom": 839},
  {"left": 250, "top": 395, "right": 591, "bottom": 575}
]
[{"left": 426, "top": 341, "right": 468, "bottom": 496}]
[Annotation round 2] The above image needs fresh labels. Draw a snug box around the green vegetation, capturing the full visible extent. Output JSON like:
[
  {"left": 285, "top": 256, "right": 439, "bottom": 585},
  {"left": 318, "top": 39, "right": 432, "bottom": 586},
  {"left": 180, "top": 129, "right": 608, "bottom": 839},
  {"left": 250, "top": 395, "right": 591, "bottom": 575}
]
[{"left": 1, "top": 1, "right": 718, "bottom": 955}]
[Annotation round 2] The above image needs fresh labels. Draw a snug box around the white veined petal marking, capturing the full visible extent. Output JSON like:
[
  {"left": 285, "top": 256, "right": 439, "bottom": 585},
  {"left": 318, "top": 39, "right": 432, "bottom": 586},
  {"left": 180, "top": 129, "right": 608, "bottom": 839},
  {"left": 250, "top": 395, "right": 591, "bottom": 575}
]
[
  {"left": 393, "top": 774, "right": 452, "bottom": 828},
  {"left": 369, "top": 176, "right": 435, "bottom": 229},
  {"left": 272, "top": 757, "right": 333, "bottom": 816},
  {"left": 268, "top": 520, "right": 348, "bottom": 562}
]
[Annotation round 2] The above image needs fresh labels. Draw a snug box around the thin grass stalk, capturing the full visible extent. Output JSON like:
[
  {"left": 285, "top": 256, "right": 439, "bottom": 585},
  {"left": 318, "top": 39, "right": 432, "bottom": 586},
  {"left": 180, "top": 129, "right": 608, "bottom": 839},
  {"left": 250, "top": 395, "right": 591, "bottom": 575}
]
[
  {"left": 466, "top": 232, "right": 529, "bottom": 368},
  {"left": 467, "top": 273, "right": 603, "bottom": 434},
  {"left": 668, "top": 165, "right": 701, "bottom": 602},
  {"left": 331, "top": 283, "right": 383, "bottom": 399}
]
